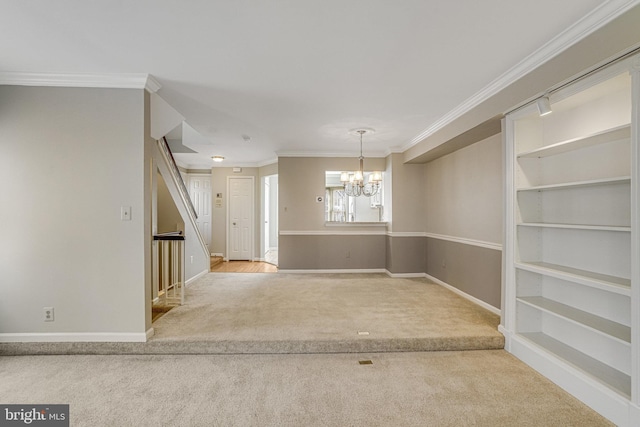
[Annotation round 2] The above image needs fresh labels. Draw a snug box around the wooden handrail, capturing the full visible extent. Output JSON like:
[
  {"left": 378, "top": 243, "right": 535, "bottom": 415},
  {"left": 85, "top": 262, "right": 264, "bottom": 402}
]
[{"left": 159, "top": 136, "right": 198, "bottom": 219}]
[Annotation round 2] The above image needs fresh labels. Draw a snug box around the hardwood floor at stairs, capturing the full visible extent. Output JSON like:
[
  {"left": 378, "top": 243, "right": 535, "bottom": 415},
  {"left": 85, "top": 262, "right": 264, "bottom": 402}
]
[{"left": 210, "top": 258, "right": 277, "bottom": 273}]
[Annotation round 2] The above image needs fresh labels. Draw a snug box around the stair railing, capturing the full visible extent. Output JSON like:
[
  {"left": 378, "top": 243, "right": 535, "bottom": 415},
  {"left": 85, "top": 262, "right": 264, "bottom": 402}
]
[{"left": 159, "top": 136, "right": 198, "bottom": 219}]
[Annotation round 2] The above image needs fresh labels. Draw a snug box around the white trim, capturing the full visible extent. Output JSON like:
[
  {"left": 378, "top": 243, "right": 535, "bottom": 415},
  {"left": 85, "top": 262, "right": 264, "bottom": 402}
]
[
  {"left": 424, "top": 232, "right": 502, "bottom": 251},
  {"left": 226, "top": 176, "right": 255, "bottom": 261},
  {"left": 498, "top": 325, "right": 511, "bottom": 352},
  {"left": 510, "top": 335, "right": 630, "bottom": 426},
  {"left": 0, "top": 72, "right": 161, "bottom": 92},
  {"left": 186, "top": 269, "right": 209, "bottom": 287},
  {"left": 325, "top": 221, "right": 387, "bottom": 228},
  {"left": 402, "top": 0, "right": 640, "bottom": 151},
  {"left": 0, "top": 332, "right": 148, "bottom": 343},
  {"left": 280, "top": 230, "right": 387, "bottom": 236},
  {"left": 278, "top": 269, "right": 387, "bottom": 274},
  {"left": 211, "top": 252, "right": 224, "bottom": 257},
  {"left": 145, "top": 76, "right": 162, "bottom": 93},
  {"left": 386, "top": 231, "right": 425, "bottom": 237},
  {"left": 385, "top": 271, "right": 427, "bottom": 278},
  {"left": 630, "top": 403, "right": 640, "bottom": 425},
  {"left": 426, "top": 273, "right": 501, "bottom": 316},
  {"left": 276, "top": 151, "right": 388, "bottom": 158},
  {"left": 279, "top": 230, "right": 503, "bottom": 250},
  {"left": 146, "top": 328, "right": 155, "bottom": 341}
]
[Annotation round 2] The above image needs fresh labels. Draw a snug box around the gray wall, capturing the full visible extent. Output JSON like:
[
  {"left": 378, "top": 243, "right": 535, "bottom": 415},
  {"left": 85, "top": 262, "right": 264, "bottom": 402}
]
[
  {"left": 278, "top": 156, "right": 388, "bottom": 270},
  {"left": 423, "top": 133, "right": 503, "bottom": 308},
  {"left": 279, "top": 235, "right": 386, "bottom": 270},
  {"left": 0, "top": 86, "right": 148, "bottom": 336}
]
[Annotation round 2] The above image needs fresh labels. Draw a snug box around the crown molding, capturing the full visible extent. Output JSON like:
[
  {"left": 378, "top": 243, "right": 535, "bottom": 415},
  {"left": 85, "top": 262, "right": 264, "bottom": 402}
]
[
  {"left": 402, "top": 0, "right": 640, "bottom": 152},
  {"left": 0, "top": 72, "right": 161, "bottom": 92},
  {"left": 276, "top": 150, "right": 388, "bottom": 158}
]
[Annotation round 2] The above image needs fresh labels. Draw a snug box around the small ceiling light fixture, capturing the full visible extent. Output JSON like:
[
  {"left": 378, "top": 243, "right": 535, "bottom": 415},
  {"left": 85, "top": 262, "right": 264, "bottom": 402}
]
[
  {"left": 212, "top": 156, "right": 225, "bottom": 163},
  {"left": 340, "top": 129, "right": 382, "bottom": 197},
  {"left": 536, "top": 95, "right": 552, "bottom": 116}
]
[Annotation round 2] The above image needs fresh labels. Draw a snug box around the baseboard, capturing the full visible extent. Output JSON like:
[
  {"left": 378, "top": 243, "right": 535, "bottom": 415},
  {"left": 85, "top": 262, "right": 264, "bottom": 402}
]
[
  {"left": 510, "top": 334, "right": 630, "bottom": 427},
  {"left": 146, "top": 328, "right": 155, "bottom": 341},
  {"left": 211, "top": 252, "right": 223, "bottom": 257},
  {"left": 186, "top": 269, "right": 208, "bottom": 287},
  {"left": 385, "top": 270, "right": 427, "bottom": 278},
  {"left": 278, "top": 269, "right": 387, "bottom": 274},
  {"left": 0, "top": 332, "right": 149, "bottom": 343},
  {"left": 425, "top": 273, "right": 500, "bottom": 316},
  {"left": 629, "top": 402, "right": 640, "bottom": 427},
  {"left": 497, "top": 324, "right": 511, "bottom": 351}
]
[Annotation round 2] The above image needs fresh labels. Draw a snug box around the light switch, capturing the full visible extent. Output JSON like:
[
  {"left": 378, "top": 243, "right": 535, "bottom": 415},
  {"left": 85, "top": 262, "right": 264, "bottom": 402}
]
[{"left": 121, "top": 206, "right": 132, "bottom": 221}]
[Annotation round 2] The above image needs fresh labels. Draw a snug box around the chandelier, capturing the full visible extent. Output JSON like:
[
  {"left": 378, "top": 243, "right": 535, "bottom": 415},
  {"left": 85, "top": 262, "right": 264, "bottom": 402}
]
[{"left": 340, "top": 129, "right": 382, "bottom": 197}]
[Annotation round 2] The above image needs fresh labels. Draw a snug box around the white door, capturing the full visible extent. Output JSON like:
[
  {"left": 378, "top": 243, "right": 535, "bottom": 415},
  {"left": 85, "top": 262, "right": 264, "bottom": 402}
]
[
  {"left": 189, "top": 175, "right": 212, "bottom": 248},
  {"left": 228, "top": 176, "right": 253, "bottom": 260}
]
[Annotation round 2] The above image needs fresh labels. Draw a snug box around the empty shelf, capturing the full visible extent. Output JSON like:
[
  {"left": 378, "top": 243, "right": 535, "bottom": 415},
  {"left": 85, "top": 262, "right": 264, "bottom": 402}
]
[
  {"left": 518, "top": 332, "right": 630, "bottom": 398},
  {"left": 518, "top": 296, "right": 630, "bottom": 343}
]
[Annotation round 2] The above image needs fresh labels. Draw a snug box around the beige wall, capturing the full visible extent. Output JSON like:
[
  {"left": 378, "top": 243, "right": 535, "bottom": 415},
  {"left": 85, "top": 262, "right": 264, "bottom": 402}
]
[
  {"left": 278, "top": 156, "right": 386, "bottom": 232},
  {"left": 389, "top": 153, "right": 426, "bottom": 233},
  {"left": 156, "top": 172, "right": 184, "bottom": 233},
  {"left": 0, "top": 86, "right": 148, "bottom": 336},
  {"left": 425, "top": 133, "right": 502, "bottom": 244}
]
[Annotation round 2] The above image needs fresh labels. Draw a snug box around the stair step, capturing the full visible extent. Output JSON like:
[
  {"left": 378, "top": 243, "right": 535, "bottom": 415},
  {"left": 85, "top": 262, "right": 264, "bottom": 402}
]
[{"left": 210, "top": 256, "right": 223, "bottom": 269}]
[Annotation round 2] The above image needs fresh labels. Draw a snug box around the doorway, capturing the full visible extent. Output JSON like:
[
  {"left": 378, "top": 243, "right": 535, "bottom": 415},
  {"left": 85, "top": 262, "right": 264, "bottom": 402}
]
[
  {"left": 188, "top": 174, "right": 212, "bottom": 249},
  {"left": 227, "top": 176, "right": 254, "bottom": 261},
  {"left": 262, "top": 174, "right": 278, "bottom": 265}
]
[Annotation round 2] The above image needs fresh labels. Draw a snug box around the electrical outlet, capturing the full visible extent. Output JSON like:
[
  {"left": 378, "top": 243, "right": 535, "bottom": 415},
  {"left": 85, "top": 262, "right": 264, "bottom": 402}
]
[{"left": 43, "top": 307, "right": 54, "bottom": 322}]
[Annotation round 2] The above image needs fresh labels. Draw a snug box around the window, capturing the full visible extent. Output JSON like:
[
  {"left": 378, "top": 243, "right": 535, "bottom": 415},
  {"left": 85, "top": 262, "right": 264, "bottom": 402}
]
[{"left": 325, "top": 171, "right": 384, "bottom": 223}]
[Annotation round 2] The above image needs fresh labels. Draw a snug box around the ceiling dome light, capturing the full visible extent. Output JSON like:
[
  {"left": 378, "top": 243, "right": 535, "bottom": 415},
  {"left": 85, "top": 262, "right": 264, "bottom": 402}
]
[{"left": 212, "top": 156, "right": 225, "bottom": 162}]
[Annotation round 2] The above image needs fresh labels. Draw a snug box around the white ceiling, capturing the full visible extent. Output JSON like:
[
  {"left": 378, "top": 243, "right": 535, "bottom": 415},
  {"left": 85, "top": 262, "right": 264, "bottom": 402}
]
[{"left": 0, "top": 0, "right": 617, "bottom": 168}]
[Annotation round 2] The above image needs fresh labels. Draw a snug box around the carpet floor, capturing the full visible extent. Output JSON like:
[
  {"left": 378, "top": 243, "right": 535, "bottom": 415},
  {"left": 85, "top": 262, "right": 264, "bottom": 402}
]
[
  {"left": 0, "top": 273, "right": 504, "bottom": 355},
  {"left": 148, "top": 273, "right": 504, "bottom": 353},
  {"left": 0, "top": 350, "right": 611, "bottom": 426}
]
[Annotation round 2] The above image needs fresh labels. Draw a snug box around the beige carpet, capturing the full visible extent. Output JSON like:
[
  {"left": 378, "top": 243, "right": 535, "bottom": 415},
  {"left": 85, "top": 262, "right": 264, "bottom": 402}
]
[
  {"left": 148, "top": 273, "right": 504, "bottom": 353},
  {"left": 0, "top": 350, "right": 611, "bottom": 426},
  {"left": 0, "top": 273, "right": 504, "bottom": 355}
]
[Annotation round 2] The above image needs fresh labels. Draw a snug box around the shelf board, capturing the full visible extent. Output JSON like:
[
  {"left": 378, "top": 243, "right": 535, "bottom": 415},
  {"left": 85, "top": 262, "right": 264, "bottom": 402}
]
[
  {"left": 518, "top": 223, "right": 631, "bottom": 232},
  {"left": 517, "top": 176, "right": 630, "bottom": 192},
  {"left": 517, "top": 124, "right": 630, "bottom": 158},
  {"left": 517, "top": 296, "right": 630, "bottom": 343},
  {"left": 518, "top": 332, "right": 631, "bottom": 398},
  {"left": 515, "top": 262, "right": 630, "bottom": 296}
]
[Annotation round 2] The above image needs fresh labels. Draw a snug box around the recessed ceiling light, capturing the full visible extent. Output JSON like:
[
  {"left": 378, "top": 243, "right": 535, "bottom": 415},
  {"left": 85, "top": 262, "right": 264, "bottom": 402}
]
[{"left": 212, "top": 156, "right": 225, "bottom": 162}]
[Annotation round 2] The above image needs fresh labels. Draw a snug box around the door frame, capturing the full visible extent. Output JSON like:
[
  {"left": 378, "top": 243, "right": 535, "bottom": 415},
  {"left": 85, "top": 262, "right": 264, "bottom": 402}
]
[
  {"left": 226, "top": 175, "right": 255, "bottom": 261},
  {"left": 187, "top": 173, "right": 212, "bottom": 250}
]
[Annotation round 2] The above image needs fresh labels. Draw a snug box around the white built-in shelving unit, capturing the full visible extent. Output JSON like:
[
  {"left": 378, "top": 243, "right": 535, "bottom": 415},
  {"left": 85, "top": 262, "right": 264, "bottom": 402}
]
[{"left": 503, "top": 55, "right": 640, "bottom": 426}]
